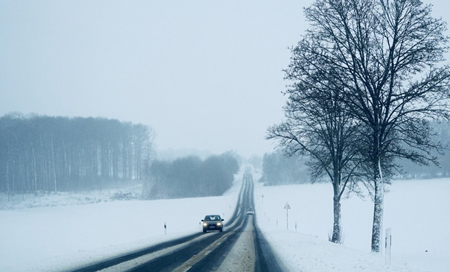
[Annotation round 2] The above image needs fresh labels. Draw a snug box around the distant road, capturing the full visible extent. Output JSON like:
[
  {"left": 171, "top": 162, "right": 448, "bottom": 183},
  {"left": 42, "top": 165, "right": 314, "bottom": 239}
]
[{"left": 72, "top": 174, "right": 284, "bottom": 272}]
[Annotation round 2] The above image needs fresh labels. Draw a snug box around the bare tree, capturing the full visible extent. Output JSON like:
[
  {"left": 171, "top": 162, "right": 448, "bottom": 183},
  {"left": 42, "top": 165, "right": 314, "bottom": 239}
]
[
  {"left": 287, "top": 0, "right": 450, "bottom": 252},
  {"left": 268, "top": 73, "right": 362, "bottom": 244}
]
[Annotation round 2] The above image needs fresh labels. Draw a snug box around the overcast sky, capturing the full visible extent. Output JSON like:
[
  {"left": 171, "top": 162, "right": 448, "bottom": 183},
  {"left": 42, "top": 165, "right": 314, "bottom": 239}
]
[{"left": 1, "top": 0, "right": 448, "bottom": 158}]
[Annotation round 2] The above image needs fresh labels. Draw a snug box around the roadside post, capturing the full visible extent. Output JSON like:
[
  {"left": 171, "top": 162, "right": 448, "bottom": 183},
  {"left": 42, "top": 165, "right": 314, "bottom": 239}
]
[
  {"left": 385, "top": 228, "right": 392, "bottom": 265},
  {"left": 261, "top": 194, "right": 265, "bottom": 214},
  {"left": 284, "top": 202, "right": 291, "bottom": 230}
]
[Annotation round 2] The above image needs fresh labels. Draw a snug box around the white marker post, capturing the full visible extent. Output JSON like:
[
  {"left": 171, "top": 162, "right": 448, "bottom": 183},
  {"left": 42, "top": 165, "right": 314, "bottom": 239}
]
[
  {"left": 284, "top": 202, "right": 291, "bottom": 230},
  {"left": 385, "top": 228, "right": 392, "bottom": 265}
]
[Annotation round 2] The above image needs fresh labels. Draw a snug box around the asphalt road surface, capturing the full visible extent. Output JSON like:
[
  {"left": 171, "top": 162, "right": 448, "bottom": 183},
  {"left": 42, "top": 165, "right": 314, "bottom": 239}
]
[{"left": 72, "top": 173, "right": 285, "bottom": 272}]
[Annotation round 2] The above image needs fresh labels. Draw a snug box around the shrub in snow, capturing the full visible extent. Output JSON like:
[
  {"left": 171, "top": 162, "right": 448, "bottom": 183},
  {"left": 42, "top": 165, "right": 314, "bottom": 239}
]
[{"left": 110, "top": 192, "right": 138, "bottom": 201}]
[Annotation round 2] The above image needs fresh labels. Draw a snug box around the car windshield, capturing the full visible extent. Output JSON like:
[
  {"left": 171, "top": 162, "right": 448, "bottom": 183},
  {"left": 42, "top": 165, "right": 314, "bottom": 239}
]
[{"left": 205, "top": 215, "right": 220, "bottom": 221}]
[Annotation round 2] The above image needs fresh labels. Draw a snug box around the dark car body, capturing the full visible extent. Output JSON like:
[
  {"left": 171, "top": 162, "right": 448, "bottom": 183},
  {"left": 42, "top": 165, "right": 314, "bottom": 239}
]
[{"left": 201, "top": 215, "right": 224, "bottom": 232}]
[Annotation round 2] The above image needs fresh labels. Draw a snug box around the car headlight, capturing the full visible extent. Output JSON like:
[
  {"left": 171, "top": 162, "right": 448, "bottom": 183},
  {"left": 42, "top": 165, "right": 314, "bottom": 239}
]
[
  {"left": 203, "top": 223, "right": 208, "bottom": 227},
  {"left": 216, "top": 222, "right": 222, "bottom": 226}
]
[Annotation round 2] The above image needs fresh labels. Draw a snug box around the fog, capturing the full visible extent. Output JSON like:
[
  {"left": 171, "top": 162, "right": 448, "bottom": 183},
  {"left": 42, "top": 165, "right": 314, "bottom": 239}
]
[{"left": 1, "top": 0, "right": 448, "bottom": 158}]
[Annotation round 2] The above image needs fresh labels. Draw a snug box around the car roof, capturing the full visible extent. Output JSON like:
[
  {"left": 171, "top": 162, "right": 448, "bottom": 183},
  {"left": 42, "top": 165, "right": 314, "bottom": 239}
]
[{"left": 205, "top": 214, "right": 222, "bottom": 221}]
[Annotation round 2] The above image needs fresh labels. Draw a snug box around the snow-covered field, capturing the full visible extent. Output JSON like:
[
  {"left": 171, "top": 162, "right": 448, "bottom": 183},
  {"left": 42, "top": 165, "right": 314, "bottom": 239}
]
[
  {"left": 254, "top": 179, "right": 450, "bottom": 272},
  {"left": 1, "top": 177, "right": 449, "bottom": 271},
  {"left": 0, "top": 181, "right": 242, "bottom": 272}
]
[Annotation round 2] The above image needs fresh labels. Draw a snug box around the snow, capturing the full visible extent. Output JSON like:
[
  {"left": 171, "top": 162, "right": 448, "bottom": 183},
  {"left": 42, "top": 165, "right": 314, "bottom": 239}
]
[
  {"left": 1, "top": 177, "right": 449, "bottom": 271},
  {"left": 254, "top": 178, "right": 450, "bottom": 272},
  {"left": 0, "top": 182, "right": 241, "bottom": 272}
]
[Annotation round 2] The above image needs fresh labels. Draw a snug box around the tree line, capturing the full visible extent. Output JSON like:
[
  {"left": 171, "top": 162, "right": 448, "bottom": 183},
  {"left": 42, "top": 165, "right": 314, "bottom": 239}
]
[
  {"left": 267, "top": 0, "right": 450, "bottom": 252},
  {"left": 142, "top": 152, "right": 240, "bottom": 199},
  {"left": 262, "top": 121, "right": 450, "bottom": 186},
  {"left": 259, "top": 150, "right": 309, "bottom": 185},
  {"left": 0, "top": 113, "right": 154, "bottom": 193}
]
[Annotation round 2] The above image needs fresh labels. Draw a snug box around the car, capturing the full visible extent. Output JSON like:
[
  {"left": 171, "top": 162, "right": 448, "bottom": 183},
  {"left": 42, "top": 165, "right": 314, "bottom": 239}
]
[
  {"left": 201, "top": 215, "right": 224, "bottom": 232},
  {"left": 246, "top": 209, "right": 255, "bottom": 215}
]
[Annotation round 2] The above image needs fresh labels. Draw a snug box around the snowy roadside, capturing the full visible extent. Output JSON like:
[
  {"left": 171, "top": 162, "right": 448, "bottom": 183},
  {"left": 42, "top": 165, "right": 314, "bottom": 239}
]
[
  {"left": 0, "top": 182, "right": 143, "bottom": 210},
  {"left": 254, "top": 179, "right": 450, "bottom": 272},
  {"left": 0, "top": 178, "right": 242, "bottom": 272}
]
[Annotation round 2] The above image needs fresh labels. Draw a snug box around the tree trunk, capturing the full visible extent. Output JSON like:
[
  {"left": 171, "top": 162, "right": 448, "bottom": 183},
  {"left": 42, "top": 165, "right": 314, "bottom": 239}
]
[
  {"left": 31, "top": 146, "right": 37, "bottom": 191},
  {"left": 371, "top": 159, "right": 384, "bottom": 252},
  {"left": 6, "top": 155, "right": 10, "bottom": 202},
  {"left": 51, "top": 139, "right": 57, "bottom": 192},
  {"left": 332, "top": 195, "right": 341, "bottom": 243}
]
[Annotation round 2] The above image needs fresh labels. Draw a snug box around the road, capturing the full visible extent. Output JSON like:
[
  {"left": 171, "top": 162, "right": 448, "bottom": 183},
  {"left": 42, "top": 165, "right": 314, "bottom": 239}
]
[{"left": 72, "top": 173, "right": 284, "bottom": 272}]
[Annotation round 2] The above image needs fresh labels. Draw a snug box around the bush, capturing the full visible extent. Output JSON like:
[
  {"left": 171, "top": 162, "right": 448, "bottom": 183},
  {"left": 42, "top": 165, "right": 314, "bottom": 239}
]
[{"left": 110, "top": 192, "right": 138, "bottom": 201}]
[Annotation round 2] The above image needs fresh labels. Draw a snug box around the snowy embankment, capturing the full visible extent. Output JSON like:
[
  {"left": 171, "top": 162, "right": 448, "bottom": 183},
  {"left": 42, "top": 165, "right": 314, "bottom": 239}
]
[
  {"left": 1, "top": 177, "right": 448, "bottom": 272},
  {"left": 0, "top": 180, "right": 242, "bottom": 272},
  {"left": 254, "top": 178, "right": 450, "bottom": 272}
]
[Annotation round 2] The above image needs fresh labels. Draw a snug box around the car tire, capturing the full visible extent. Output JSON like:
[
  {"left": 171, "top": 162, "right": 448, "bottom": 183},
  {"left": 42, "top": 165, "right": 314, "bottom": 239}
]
[
  {"left": 220, "top": 228, "right": 223, "bottom": 232},
  {"left": 203, "top": 229, "right": 207, "bottom": 233}
]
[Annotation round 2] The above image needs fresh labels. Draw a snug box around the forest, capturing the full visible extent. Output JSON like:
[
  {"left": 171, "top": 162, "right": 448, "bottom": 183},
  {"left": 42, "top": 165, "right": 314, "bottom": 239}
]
[
  {"left": 259, "top": 150, "right": 309, "bottom": 185},
  {"left": 0, "top": 113, "right": 154, "bottom": 193},
  {"left": 142, "top": 152, "right": 240, "bottom": 199}
]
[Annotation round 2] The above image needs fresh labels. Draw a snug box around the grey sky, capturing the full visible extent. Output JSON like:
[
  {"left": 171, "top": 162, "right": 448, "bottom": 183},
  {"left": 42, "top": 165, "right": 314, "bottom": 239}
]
[{"left": 1, "top": 0, "right": 448, "bottom": 158}]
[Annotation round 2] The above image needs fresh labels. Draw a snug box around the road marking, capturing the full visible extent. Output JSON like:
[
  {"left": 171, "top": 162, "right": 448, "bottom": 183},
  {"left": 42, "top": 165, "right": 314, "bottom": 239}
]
[
  {"left": 172, "top": 196, "right": 249, "bottom": 271},
  {"left": 97, "top": 234, "right": 213, "bottom": 272},
  {"left": 172, "top": 227, "right": 236, "bottom": 272},
  {"left": 216, "top": 217, "right": 255, "bottom": 272}
]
